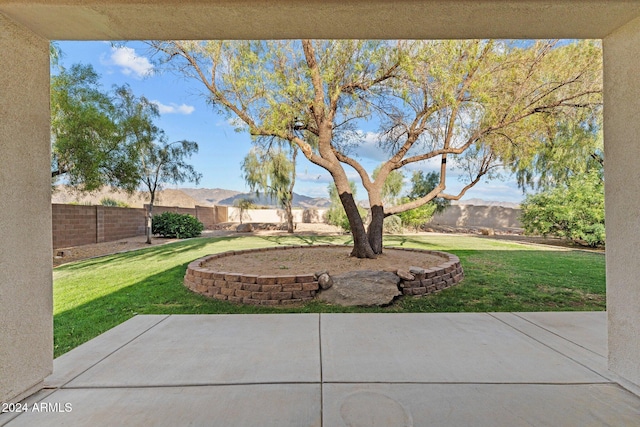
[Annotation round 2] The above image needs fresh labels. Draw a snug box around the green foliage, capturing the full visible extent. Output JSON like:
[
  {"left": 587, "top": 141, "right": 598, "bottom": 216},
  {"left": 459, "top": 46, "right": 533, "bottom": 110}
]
[
  {"left": 383, "top": 215, "right": 403, "bottom": 234},
  {"left": 513, "top": 122, "right": 604, "bottom": 191},
  {"left": 99, "top": 197, "right": 129, "bottom": 207},
  {"left": 51, "top": 60, "right": 200, "bottom": 205},
  {"left": 242, "top": 144, "right": 297, "bottom": 231},
  {"left": 521, "top": 170, "right": 605, "bottom": 247},
  {"left": 396, "top": 171, "right": 446, "bottom": 230},
  {"left": 139, "top": 138, "right": 201, "bottom": 202},
  {"left": 152, "top": 212, "right": 204, "bottom": 239},
  {"left": 234, "top": 198, "right": 256, "bottom": 224},
  {"left": 372, "top": 166, "right": 404, "bottom": 205},
  {"left": 397, "top": 199, "right": 438, "bottom": 231},
  {"left": 152, "top": 39, "right": 602, "bottom": 255},
  {"left": 51, "top": 65, "right": 154, "bottom": 193},
  {"left": 326, "top": 181, "right": 366, "bottom": 231},
  {"left": 406, "top": 171, "right": 450, "bottom": 213},
  {"left": 234, "top": 198, "right": 256, "bottom": 209}
]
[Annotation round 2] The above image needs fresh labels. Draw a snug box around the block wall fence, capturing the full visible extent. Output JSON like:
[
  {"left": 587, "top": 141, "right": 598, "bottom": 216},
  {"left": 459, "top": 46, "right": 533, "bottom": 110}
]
[
  {"left": 52, "top": 203, "right": 523, "bottom": 249},
  {"left": 52, "top": 204, "right": 223, "bottom": 249}
]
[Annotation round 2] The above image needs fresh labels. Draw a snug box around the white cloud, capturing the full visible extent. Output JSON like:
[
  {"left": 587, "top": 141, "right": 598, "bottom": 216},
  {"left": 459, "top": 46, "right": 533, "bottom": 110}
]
[
  {"left": 296, "top": 171, "right": 334, "bottom": 185},
  {"left": 107, "top": 46, "right": 153, "bottom": 78},
  {"left": 349, "top": 131, "right": 389, "bottom": 162},
  {"left": 151, "top": 100, "right": 195, "bottom": 115}
]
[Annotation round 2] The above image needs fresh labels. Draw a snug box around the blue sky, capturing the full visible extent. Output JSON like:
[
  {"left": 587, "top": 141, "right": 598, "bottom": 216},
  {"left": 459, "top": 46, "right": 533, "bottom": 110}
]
[{"left": 55, "top": 41, "right": 526, "bottom": 203}]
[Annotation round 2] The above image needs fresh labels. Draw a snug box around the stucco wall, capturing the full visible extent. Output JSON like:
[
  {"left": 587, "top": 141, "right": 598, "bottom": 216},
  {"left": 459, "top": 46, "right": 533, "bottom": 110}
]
[
  {"left": 604, "top": 16, "right": 640, "bottom": 389},
  {"left": 0, "top": 15, "right": 52, "bottom": 403},
  {"left": 426, "top": 205, "right": 522, "bottom": 230},
  {"left": 227, "top": 207, "right": 327, "bottom": 224}
]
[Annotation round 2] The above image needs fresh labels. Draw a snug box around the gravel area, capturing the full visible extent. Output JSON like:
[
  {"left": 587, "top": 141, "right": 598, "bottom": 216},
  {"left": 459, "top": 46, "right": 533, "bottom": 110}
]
[
  {"left": 53, "top": 235, "right": 181, "bottom": 267},
  {"left": 202, "top": 245, "right": 446, "bottom": 276}
]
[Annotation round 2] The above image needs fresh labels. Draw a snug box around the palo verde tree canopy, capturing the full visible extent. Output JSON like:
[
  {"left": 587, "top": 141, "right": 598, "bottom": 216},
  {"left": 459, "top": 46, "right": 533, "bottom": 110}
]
[{"left": 151, "top": 39, "right": 602, "bottom": 258}]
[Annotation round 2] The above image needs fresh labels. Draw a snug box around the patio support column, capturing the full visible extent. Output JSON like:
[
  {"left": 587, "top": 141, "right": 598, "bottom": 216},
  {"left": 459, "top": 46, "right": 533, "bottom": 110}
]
[
  {"left": 604, "top": 17, "right": 640, "bottom": 391},
  {"left": 0, "top": 13, "right": 53, "bottom": 402}
]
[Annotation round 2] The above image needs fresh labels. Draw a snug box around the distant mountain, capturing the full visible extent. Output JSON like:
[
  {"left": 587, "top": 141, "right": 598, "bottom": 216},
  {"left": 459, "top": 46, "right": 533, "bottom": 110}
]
[
  {"left": 52, "top": 185, "right": 331, "bottom": 209},
  {"left": 51, "top": 186, "right": 201, "bottom": 208},
  {"left": 180, "top": 188, "right": 242, "bottom": 206},
  {"left": 217, "top": 191, "right": 331, "bottom": 209}
]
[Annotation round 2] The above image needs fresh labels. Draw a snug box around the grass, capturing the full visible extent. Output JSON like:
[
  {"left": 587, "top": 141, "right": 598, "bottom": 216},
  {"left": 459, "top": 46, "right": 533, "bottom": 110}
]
[{"left": 53, "top": 234, "right": 605, "bottom": 357}]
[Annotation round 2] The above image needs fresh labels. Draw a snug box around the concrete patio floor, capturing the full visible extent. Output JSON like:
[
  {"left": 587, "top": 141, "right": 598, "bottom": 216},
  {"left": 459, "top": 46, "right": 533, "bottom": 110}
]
[{"left": 2, "top": 312, "right": 639, "bottom": 426}]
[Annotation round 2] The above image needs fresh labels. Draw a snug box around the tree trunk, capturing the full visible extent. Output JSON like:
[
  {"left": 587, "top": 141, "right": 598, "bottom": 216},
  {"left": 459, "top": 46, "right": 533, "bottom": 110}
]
[
  {"left": 285, "top": 199, "right": 294, "bottom": 233},
  {"left": 368, "top": 204, "right": 385, "bottom": 255},
  {"left": 339, "top": 192, "right": 376, "bottom": 258},
  {"left": 286, "top": 147, "right": 297, "bottom": 234},
  {"left": 146, "top": 193, "right": 155, "bottom": 244}
]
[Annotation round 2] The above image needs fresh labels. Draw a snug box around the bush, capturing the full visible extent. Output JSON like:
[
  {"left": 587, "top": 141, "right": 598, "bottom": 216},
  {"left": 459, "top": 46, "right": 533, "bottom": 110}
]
[
  {"left": 100, "top": 197, "right": 129, "bottom": 207},
  {"left": 520, "top": 170, "right": 605, "bottom": 247},
  {"left": 326, "top": 203, "right": 367, "bottom": 232},
  {"left": 152, "top": 212, "right": 204, "bottom": 239},
  {"left": 383, "top": 215, "right": 403, "bottom": 234},
  {"left": 397, "top": 200, "right": 438, "bottom": 231}
]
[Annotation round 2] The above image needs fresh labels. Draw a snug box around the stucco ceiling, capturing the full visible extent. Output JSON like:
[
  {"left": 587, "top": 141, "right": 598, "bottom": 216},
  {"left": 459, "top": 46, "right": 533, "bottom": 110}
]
[{"left": 1, "top": 1, "right": 640, "bottom": 40}]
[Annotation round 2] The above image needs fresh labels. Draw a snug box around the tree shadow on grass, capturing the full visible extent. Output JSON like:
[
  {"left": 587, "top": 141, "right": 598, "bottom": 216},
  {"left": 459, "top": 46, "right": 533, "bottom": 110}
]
[
  {"left": 56, "top": 236, "right": 247, "bottom": 272},
  {"left": 257, "top": 234, "right": 351, "bottom": 246},
  {"left": 53, "top": 260, "right": 373, "bottom": 357},
  {"left": 53, "top": 237, "right": 607, "bottom": 358}
]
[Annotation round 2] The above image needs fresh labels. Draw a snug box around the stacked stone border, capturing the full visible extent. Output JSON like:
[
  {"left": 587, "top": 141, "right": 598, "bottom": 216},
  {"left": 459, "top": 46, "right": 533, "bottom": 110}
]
[
  {"left": 389, "top": 247, "right": 464, "bottom": 296},
  {"left": 184, "top": 245, "right": 464, "bottom": 305}
]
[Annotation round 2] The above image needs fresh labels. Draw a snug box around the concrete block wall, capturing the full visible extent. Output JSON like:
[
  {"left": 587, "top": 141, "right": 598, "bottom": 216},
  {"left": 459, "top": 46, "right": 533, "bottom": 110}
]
[
  {"left": 195, "top": 205, "right": 216, "bottom": 229},
  {"left": 102, "top": 206, "right": 146, "bottom": 241},
  {"left": 52, "top": 204, "right": 99, "bottom": 248},
  {"left": 52, "top": 204, "right": 226, "bottom": 249},
  {"left": 426, "top": 205, "right": 522, "bottom": 230},
  {"left": 148, "top": 205, "right": 218, "bottom": 229}
]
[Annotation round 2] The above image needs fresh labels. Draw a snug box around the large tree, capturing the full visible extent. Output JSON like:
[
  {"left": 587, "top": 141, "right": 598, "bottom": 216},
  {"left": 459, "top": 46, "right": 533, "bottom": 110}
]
[
  {"left": 51, "top": 64, "right": 136, "bottom": 191},
  {"left": 139, "top": 137, "right": 201, "bottom": 243},
  {"left": 152, "top": 39, "right": 601, "bottom": 258}
]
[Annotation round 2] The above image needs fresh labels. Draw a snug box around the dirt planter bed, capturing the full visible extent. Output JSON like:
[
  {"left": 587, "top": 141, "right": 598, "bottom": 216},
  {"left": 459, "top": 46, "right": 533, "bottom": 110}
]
[{"left": 184, "top": 245, "right": 464, "bottom": 306}]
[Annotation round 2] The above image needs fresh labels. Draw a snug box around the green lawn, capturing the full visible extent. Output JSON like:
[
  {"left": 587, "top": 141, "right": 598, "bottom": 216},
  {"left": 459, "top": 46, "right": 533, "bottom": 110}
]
[{"left": 53, "top": 234, "right": 605, "bottom": 357}]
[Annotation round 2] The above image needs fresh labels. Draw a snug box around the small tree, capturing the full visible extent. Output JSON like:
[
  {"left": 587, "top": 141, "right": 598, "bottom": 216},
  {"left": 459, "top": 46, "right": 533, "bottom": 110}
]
[
  {"left": 406, "top": 171, "right": 450, "bottom": 213},
  {"left": 398, "top": 171, "right": 448, "bottom": 231},
  {"left": 520, "top": 170, "right": 604, "bottom": 247},
  {"left": 397, "top": 202, "right": 437, "bottom": 231},
  {"left": 241, "top": 145, "right": 298, "bottom": 232},
  {"left": 234, "top": 198, "right": 255, "bottom": 224},
  {"left": 139, "top": 139, "right": 201, "bottom": 243}
]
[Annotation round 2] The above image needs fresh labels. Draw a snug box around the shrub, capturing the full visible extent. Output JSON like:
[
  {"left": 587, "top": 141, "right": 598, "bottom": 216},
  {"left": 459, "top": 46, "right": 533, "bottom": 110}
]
[
  {"left": 520, "top": 170, "right": 605, "bottom": 247},
  {"left": 326, "top": 205, "right": 368, "bottom": 232},
  {"left": 383, "top": 215, "right": 403, "bottom": 234},
  {"left": 397, "top": 199, "right": 438, "bottom": 231},
  {"left": 152, "top": 212, "right": 204, "bottom": 239},
  {"left": 100, "top": 197, "right": 129, "bottom": 207}
]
